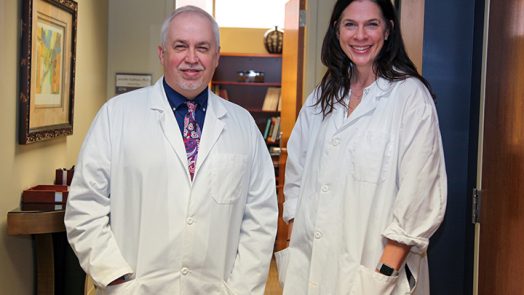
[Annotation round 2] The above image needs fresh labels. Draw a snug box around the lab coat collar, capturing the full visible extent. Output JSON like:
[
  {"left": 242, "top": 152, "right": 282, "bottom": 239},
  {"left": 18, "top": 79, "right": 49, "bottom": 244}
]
[
  {"left": 341, "top": 77, "right": 393, "bottom": 126},
  {"left": 149, "top": 77, "right": 227, "bottom": 183}
]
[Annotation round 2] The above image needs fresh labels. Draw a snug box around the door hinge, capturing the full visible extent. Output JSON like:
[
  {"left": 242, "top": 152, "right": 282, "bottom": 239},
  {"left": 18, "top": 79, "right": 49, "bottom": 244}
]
[
  {"left": 472, "top": 188, "right": 482, "bottom": 224},
  {"left": 299, "top": 10, "right": 306, "bottom": 27}
]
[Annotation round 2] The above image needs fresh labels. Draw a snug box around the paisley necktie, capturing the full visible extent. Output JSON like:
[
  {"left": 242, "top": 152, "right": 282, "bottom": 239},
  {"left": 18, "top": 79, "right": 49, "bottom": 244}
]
[{"left": 183, "top": 101, "right": 201, "bottom": 180}]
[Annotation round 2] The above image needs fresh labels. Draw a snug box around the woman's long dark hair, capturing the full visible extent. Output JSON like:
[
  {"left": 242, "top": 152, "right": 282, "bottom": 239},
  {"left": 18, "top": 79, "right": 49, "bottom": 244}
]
[{"left": 316, "top": 0, "right": 435, "bottom": 117}]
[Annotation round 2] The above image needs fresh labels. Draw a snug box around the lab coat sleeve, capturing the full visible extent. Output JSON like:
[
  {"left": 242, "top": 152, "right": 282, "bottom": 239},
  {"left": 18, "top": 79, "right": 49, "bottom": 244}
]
[
  {"left": 282, "top": 93, "right": 316, "bottom": 222},
  {"left": 64, "top": 104, "right": 133, "bottom": 287},
  {"left": 382, "top": 80, "right": 447, "bottom": 254},
  {"left": 227, "top": 124, "right": 278, "bottom": 295}
]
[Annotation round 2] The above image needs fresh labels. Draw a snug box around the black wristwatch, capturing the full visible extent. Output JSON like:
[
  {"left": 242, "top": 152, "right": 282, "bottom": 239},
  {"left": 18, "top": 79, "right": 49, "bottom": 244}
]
[{"left": 376, "top": 263, "right": 400, "bottom": 276}]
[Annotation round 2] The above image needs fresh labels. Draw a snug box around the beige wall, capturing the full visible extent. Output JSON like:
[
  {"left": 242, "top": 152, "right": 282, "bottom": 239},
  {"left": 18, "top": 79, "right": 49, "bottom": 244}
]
[
  {"left": 0, "top": 0, "right": 108, "bottom": 293},
  {"left": 106, "top": 0, "right": 175, "bottom": 98},
  {"left": 219, "top": 27, "right": 268, "bottom": 54},
  {"left": 303, "top": 0, "right": 335, "bottom": 100}
]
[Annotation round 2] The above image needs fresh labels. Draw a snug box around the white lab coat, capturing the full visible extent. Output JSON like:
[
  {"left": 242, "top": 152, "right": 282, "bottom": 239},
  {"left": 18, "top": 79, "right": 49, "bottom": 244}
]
[
  {"left": 276, "top": 77, "right": 447, "bottom": 295},
  {"left": 65, "top": 78, "right": 278, "bottom": 295}
]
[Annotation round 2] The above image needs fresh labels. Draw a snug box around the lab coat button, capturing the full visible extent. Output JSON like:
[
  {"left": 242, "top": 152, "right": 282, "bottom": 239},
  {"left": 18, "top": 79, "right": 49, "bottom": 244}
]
[
  {"left": 332, "top": 138, "right": 340, "bottom": 146},
  {"left": 314, "top": 231, "right": 322, "bottom": 239},
  {"left": 321, "top": 185, "right": 329, "bottom": 192},
  {"left": 186, "top": 217, "right": 194, "bottom": 225},
  {"left": 181, "top": 267, "right": 189, "bottom": 275}
]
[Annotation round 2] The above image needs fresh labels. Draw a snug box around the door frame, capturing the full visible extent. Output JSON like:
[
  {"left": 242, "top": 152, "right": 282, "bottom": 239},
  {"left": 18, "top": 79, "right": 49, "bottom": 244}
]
[{"left": 473, "top": 0, "right": 491, "bottom": 293}]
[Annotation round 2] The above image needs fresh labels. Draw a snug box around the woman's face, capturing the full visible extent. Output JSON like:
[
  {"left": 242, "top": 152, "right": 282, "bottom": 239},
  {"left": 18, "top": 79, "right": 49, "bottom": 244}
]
[{"left": 337, "top": 0, "right": 389, "bottom": 74}]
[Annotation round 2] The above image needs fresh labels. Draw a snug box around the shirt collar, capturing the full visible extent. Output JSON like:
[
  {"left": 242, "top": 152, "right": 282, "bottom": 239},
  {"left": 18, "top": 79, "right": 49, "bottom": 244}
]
[{"left": 163, "top": 78, "right": 208, "bottom": 111}]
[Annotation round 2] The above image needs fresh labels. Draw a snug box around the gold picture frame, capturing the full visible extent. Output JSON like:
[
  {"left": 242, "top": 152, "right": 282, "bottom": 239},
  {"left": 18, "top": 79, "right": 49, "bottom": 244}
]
[{"left": 19, "top": 0, "right": 78, "bottom": 144}]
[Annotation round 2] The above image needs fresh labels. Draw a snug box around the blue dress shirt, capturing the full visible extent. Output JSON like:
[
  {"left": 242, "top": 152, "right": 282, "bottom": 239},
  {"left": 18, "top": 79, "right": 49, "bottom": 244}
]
[{"left": 163, "top": 79, "right": 208, "bottom": 135}]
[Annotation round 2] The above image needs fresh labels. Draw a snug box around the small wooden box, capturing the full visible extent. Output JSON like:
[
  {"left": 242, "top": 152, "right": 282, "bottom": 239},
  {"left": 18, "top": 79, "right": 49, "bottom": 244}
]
[
  {"left": 20, "top": 202, "right": 65, "bottom": 211},
  {"left": 54, "top": 166, "right": 75, "bottom": 185},
  {"left": 22, "top": 185, "right": 69, "bottom": 204}
]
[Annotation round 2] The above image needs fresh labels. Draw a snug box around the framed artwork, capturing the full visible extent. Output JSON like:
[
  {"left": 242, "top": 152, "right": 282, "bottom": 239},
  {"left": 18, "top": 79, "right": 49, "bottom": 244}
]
[{"left": 19, "top": 0, "right": 78, "bottom": 144}]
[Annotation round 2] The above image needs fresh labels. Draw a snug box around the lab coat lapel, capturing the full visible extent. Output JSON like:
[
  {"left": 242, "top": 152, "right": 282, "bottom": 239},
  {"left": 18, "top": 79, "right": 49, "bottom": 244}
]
[
  {"left": 344, "top": 94, "right": 378, "bottom": 125},
  {"left": 149, "top": 78, "right": 189, "bottom": 176},
  {"left": 194, "top": 91, "right": 226, "bottom": 177},
  {"left": 341, "top": 78, "right": 391, "bottom": 127}
]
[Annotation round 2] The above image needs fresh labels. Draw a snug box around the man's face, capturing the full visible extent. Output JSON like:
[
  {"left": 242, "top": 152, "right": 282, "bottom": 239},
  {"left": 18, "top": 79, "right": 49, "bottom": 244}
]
[{"left": 158, "top": 12, "right": 219, "bottom": 99}]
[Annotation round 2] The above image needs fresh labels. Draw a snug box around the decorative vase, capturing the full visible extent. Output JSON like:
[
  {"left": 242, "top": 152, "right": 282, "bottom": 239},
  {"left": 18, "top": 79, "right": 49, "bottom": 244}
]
[{"left": 264, "top": 26, "right": 284, "bottom": 54}]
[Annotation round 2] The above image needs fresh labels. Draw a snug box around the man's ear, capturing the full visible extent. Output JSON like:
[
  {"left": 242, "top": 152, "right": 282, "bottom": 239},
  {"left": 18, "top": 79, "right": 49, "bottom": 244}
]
[
  {"left": 157, "top": 46, "right": 165, "bottom": 62},
  {"left": 214, "top": 47, "right": 221, "bottom": 68}
]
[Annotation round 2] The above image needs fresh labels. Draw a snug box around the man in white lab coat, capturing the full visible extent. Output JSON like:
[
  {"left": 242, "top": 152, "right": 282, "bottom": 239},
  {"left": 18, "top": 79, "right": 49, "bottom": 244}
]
[{"left": 65, "top": 6, "right": 278, "bottom": 294}]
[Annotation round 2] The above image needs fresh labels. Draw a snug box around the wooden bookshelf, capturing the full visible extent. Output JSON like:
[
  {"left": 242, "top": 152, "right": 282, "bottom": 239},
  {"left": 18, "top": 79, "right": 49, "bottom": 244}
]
[{"left": 211, "top": 53, "right": 281, "bottom": 140}]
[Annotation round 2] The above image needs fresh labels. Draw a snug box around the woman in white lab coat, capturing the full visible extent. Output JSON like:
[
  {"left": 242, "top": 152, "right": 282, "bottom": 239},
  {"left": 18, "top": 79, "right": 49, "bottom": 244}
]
[
  {"left": 65, "top": 6, "right": 277, "bottom": 295},
  {"left": 276, "top": 0, "right": 447, "bottom": 294}
]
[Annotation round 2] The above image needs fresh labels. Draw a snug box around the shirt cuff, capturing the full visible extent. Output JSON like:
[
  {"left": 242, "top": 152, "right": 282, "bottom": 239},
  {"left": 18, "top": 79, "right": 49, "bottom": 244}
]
[
  {"left": 282, "top": 198, "right": 298, "bottom": 223},
  {"left": 382, "top": 223, "right": 429, "bottom": 254}
]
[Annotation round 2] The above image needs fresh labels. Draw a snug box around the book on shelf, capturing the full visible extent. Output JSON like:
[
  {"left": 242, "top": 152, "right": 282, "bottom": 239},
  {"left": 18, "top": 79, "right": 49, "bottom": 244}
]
[
  {"left": 211, "top": 84, "right": 220, "bottom": 95},
  {"left": 267, "top": 117, "right": 276, "bottom": 140},
  {"left": 267, "top": 116, "right": 281, "bottom": 143},
  {"left": 262, "top": 116, "right": 281, "bottom": 143},
  {"left": 272, "top": 116, "right": 281, "bottom": 143},
  {"left": 219, "top": 88, "right": 229, "bottom": 100},
  {"left": 263, "top": 117, "right": 272, "bottom": 139},
  {"left": 212, "top": 84, "right": 229, "bottom": 100},
  {"left": 262, "top": 87, "right": 281, "bottom": 111}
]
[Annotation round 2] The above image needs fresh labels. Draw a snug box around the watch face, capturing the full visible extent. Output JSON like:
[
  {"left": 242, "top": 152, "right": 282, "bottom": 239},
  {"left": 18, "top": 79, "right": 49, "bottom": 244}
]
[{"left": 379, "top": 264, "right": 395, "bottom": 276}]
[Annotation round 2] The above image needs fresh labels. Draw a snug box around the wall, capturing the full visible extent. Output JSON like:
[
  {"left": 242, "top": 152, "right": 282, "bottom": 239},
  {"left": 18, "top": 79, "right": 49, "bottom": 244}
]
[
  {"left": 0, "top": 0, "right": 108, "bottom": 293},
  {"left": 303, "top": 0, "right": 333, "bottom": 99},
  {"left": 220, "top": 27, "right": 268, "bottom": 54},
  {"left": 106, "top": 0, "right": 174, "bottom": 98}
]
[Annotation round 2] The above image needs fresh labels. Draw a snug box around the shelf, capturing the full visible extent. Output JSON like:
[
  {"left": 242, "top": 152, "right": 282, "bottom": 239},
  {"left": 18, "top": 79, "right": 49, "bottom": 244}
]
[
  {"left": 246, "top": 109, "right": 280, "bottom": 114},
  {"left": 212, "top": 81, "right": 281, "bottom": 87},
  {"left": 220, "top": 52, "right": 282, "bottom": 58}
]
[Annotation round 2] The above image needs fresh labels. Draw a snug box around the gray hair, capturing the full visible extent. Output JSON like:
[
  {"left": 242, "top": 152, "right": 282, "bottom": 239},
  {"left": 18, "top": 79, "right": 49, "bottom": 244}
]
[{"left": 160, "top": 5, "right": 220, "bottom": 50}]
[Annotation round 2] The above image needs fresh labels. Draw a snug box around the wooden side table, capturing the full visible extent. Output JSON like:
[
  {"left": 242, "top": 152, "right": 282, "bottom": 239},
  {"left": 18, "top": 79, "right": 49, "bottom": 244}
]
[{"left": 7, "top": 206, "right": 66, "bottom": 295}]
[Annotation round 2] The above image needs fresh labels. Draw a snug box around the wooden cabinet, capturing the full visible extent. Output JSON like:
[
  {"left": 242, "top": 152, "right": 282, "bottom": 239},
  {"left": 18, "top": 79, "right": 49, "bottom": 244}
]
[
  {"left": 212, "top": 52, "right": 282, "bottom": 173},
  {"left": 212, "top": 53, "right": 282, "bottom": 138}
]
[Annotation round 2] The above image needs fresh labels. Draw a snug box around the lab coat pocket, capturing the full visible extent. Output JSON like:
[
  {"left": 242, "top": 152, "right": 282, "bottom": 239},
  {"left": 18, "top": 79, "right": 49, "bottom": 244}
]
[
  {"left": 210, "top": 153, "right": 248, "bottom": 204},
  {"left": 349, "top": 265, "right": 398, "bottom": 295},
  {"left": 401, "top": 253, "right": 424, "bottom": 294},
  {"left": 98, "top": 279, "right": 137, "bottom": 295},
  {"left": 274, "top": 247, "right": 290, "bottom": 287},
  {"left": 350, "top": 130, "right": 392, "bottom": 183}
]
